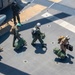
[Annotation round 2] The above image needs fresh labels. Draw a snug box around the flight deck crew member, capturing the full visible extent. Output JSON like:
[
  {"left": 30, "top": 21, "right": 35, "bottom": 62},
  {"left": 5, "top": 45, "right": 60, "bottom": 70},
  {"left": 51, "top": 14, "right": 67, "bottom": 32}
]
[
  {"left": 31, "top": 23, "right": 46, "bottom": 47},
  {"left": 11, "top": 1, "right": 21, "bottom": 25}
]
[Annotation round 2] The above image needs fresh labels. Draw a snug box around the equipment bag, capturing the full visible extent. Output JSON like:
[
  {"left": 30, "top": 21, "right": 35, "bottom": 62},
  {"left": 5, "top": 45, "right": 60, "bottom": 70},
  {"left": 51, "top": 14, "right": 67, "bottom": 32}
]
[
  {"left": 53, "top": 47, "right": 66, "bottom": 59},
  {"left": 41, "top": 33, "right": 45, "bottom": 39},
  {"left": 65, "top": 44, "right": 73, "bottom": 51},
  {"left": 15, "top": 37, "right": 27, "bottom": 49}
]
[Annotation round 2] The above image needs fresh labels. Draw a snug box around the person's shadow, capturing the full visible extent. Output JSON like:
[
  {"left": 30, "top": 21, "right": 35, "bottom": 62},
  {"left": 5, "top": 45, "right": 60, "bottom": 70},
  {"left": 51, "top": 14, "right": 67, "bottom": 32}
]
[
  {"left": 0, "top": 56, "right": 2, "bottom": 61},
  {"left": 14, "top": 46, "right": 27, "bottom": 53},
  {"left": 54, "top": 54, "right": 74, "bottom": 64},
  {"left": 32, "top": 43, "right": 47, "bottom": 54},
  {"left": 0, "top": 32, "right": 10, "bottom": 44}
]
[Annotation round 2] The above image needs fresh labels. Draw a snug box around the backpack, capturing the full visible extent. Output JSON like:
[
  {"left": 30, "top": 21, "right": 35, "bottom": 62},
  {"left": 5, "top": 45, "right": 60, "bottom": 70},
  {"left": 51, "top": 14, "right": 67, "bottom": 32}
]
[{"left": 53, "top": 47, "right": 66, "bottom": 59}]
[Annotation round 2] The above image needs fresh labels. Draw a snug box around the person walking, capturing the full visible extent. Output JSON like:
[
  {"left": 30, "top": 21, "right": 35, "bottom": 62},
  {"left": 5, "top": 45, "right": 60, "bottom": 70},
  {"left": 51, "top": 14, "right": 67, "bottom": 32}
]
[
  {"left": 31, "top": 23, "right": 46, "bottom": 47},
  {"left": 12, "top": 26, "right": 20, "bottom": 47}
]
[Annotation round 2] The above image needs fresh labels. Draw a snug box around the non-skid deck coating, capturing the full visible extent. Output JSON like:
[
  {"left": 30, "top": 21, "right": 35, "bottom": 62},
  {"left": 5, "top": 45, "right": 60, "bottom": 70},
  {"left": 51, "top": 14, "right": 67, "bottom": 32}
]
[
  {"left": 0, "top": 0, "right": 75, "bottom": 75},
  {"left": 20, "top": 4, "right": 46, "bottom": 23}
]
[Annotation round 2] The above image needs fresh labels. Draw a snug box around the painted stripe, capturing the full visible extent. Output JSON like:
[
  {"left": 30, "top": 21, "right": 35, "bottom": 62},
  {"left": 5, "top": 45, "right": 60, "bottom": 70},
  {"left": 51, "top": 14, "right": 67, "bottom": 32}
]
[
  {"left": 48, "top": 0, "right": 62, "bottom": 3},
  {"left": 31, "top": 0, "right": 35, "bottom": 3},
  {"left": 20, "top": 4, "right": 47, "bottom": 22},
  {"left": 42, "top": 12, "right": 75, "bottom": 33},
  {"left": 48, "top": 2, "right": 55, "bottom": 9}
]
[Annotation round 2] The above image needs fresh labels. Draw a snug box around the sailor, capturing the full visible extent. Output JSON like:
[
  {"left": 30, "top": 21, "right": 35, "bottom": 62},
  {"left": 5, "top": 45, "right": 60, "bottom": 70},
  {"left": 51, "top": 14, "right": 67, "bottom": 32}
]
[
  {"left": 58, "top": 36, "right": 70, "bottom": 54},
  {"left": 12, "top": 26, "right": 20, "bottom": 47},
  {"left": 31, "top": 23, "right": 46, "bottom": 47},
  {"left": 11, "top": 1, "right": 21, "bottom": 25}
]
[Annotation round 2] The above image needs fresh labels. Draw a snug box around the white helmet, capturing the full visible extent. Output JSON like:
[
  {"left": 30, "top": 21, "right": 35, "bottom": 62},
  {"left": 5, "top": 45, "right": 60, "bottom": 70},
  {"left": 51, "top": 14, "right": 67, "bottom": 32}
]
[
  {"left": 36, "top": 23, "right": 41, "bottom": 27},
  {"left": 66, "top": 36, "right": 70, "bottom": 40}
]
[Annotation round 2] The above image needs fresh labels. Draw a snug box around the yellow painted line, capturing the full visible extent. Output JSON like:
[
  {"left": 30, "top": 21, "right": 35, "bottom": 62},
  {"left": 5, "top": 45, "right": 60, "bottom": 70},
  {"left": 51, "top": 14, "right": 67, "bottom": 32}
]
[
  {"left": 8, "top": 4, "right": 46, "bottom": 27},
  {"left": 20, "top": 4, "right": 47, "bottom": 22},
  {"left": 0, "top": 23, "right": 9, "bottom": 29},
  {"left": 0, "top": 23, "right": 10, "bottom": 36},
  {"left": 1, "top": 4, "right": 47, "bottom": 29},
  {"left": 48, "top": 0, "right": 62, "bottom": 3},
  {"left": 42, "top": 12, "right": 75, "bottom": 33}
]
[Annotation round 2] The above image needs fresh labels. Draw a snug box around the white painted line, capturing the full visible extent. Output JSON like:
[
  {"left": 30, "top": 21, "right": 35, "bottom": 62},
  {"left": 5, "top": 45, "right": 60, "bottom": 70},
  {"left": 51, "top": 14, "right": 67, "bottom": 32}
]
[
  {"left": 48, "top": 2, "right": 55, "bottom": 9},
  {"left": 41, "top": 12, "right": 52, "bottom": 17},
  {"left": 42, "top": 12, "right": 75, "bottom": 33},
  {"left": 31, "top": 0, "right": 35, "bottom": 3},
  {"left": 47, "top": 2, "right": 55, "bottom": 11}
]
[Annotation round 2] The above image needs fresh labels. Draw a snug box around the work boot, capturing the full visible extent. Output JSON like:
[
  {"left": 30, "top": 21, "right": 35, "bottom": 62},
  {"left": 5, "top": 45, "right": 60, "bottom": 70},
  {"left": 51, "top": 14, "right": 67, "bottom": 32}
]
[
  {"left": 31, "top": 43, "right": 36, "bottom": 46},
  {"left": 13, "top": 44, "right": 15, "bottom": 47},
  {"left": 42, "top": 43, "right": 47, "bottom": 48}
]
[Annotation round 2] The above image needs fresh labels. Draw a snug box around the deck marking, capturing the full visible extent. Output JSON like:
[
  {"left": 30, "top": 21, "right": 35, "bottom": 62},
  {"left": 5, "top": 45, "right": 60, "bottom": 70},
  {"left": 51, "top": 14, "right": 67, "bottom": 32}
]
[
  {"left": 48, "top": 0, "right": 62, "bottom": 3},
  {"left": 8, "top": 4, "right": 46, "bottom": 27},
  {"left": 42, "top": 12, "right": 75, "bottom": 33},
  {"left": 48, "top": 2, "right": 55, "bottom": 9}
]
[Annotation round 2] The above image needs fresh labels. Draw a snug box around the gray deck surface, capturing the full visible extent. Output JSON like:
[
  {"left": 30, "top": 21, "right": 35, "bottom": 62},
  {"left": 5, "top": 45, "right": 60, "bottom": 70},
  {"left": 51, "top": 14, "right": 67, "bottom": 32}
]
[{"left": 0, "top": 0, "right": 75, "bottom": 75}]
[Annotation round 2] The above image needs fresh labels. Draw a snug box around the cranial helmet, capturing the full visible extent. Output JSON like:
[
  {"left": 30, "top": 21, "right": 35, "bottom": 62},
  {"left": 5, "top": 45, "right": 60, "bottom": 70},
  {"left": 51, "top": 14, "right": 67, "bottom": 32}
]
[{"left": 36, "top": 23, "right": 41, "bottom": 27}]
